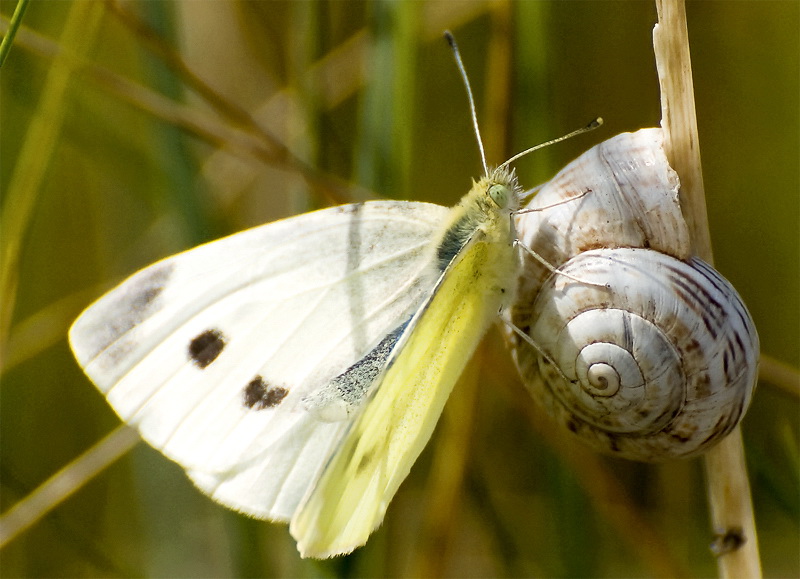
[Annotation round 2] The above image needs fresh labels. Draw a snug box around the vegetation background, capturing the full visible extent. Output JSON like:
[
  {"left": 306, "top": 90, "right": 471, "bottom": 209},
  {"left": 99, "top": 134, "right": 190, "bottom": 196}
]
[{"left": 1, "top": 1, "right": 797, "bottom": 577}]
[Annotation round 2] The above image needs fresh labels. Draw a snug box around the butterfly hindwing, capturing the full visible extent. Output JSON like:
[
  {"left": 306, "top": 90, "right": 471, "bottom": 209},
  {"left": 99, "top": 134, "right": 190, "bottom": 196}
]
[
  {"left": 291, "top": 174, "right": 521, "bottom": 557},
  {"left": 70, "top": 201, "right": 449, "bottom": 520}
]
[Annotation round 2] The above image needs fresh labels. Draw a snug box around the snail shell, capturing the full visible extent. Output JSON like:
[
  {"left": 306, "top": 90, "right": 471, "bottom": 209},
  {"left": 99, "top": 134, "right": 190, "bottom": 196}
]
[{"left": 509, "top": 128, "right": 759, "bottom": 461}]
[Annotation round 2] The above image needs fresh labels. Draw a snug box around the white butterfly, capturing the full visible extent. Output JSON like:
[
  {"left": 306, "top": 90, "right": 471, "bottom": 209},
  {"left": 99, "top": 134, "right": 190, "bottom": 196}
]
[
  {"left": 70, "top": 168, "right": 523, "bottom": 558},
  {"left": 68, "top": 34, "right": 599, "bottom": 558}
]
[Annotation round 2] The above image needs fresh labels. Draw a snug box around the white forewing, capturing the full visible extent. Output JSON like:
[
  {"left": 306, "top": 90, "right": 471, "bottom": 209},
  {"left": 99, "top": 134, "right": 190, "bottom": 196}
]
[{"left": 70, "top": 201, "right": 449, "bottom": 520}]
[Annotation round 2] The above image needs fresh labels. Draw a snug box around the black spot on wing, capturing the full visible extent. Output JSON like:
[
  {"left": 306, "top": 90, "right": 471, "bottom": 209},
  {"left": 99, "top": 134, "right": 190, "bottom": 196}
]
[
  {"left": 189, "top": 329, "right": 226, "bottom": 368},
  {"left": 243, "top": 376, "right": 289, "bottom": 410},
  {"left": 79, "top": 262, "right": 175, "bottom": 361},
  {"left": 122, "top": 262, "right": 173, "bottom": 321}
]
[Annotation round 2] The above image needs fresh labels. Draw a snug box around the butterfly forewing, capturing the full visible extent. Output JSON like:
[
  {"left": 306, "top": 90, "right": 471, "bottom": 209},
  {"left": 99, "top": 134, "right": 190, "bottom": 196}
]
[{"left": 70, "top": 201, "right": 449, "bottom": 521}]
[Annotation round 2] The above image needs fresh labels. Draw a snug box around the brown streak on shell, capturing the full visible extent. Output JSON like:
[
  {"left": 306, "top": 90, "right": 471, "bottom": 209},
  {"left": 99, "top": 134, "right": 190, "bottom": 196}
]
[{"left": 507, "top": 129, "right": 759, "bottom": 462}]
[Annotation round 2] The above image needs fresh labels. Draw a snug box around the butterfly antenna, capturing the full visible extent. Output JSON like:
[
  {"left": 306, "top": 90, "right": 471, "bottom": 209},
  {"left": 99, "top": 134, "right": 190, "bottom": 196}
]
[
  {"left": 445, "top": 31, "right": 489, "bottom": 176},
  {"left": 497, "top": 118, "right": 604, "bottom": 172}
]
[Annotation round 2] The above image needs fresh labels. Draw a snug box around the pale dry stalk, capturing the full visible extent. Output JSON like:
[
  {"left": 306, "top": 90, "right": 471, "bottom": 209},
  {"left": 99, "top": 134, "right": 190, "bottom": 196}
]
[{"left": 652, "top": 1, "right": 762, "bottom": 577}]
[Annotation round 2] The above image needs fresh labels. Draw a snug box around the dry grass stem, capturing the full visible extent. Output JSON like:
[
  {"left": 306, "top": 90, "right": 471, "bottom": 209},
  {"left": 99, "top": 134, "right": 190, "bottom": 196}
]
[
  {"left": 653, "top": 1, "right": 762, "bottom": 576},
  {"left": 758, "top": 355, "right": 800, "bottom": 398},
  {"left": 0, "top": 425, "right": 141, "bottom": 548},
  {"left": 0, "top": 15, "right": 354, "bottom": 206}
]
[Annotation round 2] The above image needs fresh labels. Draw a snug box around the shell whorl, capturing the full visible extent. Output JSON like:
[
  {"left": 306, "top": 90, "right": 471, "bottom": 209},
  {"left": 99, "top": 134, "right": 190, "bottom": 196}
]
[{"left": 509, "top": 129, "right": 759, "bottom": 461}]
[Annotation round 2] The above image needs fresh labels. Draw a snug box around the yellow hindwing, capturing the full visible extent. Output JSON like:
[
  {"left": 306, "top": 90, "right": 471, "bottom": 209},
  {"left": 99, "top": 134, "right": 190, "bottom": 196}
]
[{"left": 291, "top": 175, "right": 519, "bottom": 557}]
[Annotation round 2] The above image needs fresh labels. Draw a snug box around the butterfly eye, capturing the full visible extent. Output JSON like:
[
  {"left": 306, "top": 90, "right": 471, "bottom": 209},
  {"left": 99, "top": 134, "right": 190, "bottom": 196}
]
[{"left": 488, "top": 184, "right": 510, "bottom": 208}]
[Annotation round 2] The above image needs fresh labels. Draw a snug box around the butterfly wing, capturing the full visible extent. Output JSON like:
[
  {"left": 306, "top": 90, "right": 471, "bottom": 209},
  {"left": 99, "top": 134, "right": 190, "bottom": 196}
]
[
  {"left": 291, "top": 176, "right": 520, "bottom": 557},
  {"left": 69, "top": 201, "right": 449, "bottom": 521}
]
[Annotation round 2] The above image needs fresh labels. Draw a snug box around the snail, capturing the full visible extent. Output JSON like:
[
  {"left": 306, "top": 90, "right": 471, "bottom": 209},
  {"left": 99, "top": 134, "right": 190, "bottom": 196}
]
[{"left": 507, "top": 128, "right": 759, "bottom": 461}]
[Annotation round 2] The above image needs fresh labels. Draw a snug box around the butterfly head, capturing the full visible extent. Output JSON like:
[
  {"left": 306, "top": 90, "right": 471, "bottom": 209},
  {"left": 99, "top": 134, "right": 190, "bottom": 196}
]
[{"left": 486, "top": 165, "right": 521, "bottom": 212}]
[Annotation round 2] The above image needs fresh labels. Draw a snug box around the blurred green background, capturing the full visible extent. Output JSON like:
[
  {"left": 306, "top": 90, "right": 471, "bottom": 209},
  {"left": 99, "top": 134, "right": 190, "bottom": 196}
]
[{"left": 1, "top": 1, "right": 797, "bottom": 577}]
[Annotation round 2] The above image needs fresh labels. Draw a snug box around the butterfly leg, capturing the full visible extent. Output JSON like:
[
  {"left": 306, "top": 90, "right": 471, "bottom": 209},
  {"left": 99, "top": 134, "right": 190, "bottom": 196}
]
[
  {"left": 497, "top": 311, "right": 572, "bottom": 384},
  {"left": 515, "top": 187, "right": 591, "bottom": 214},
  {"left": 513, "top": 239, "right": 608, "bottom": 289}
]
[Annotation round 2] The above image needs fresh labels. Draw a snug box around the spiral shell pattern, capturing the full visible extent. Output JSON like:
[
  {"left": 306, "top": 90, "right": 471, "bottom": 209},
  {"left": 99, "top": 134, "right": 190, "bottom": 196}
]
[
  {"left": 509, "top": 129, "right": 759, "bottom": 461},
  {"left": 525, "top": 248, "right": 758, "bottom": 459}
]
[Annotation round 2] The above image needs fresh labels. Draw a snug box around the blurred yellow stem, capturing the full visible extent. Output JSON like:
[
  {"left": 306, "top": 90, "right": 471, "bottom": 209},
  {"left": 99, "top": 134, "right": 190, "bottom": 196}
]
[
  {"left": 758, "top": 354, "right": 800, "bottom": 398},
  {"left": 0, "top": 425, "right": 140, "bottom": 548},
  {"left": 0, "top": 0, "right": 103, "bottom": 353}
]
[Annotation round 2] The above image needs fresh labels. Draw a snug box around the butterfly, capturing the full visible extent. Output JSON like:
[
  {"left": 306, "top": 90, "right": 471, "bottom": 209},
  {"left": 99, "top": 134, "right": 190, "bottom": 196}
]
[{"left": 68, "top": 33, "right": 597, "bottom": 558}]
